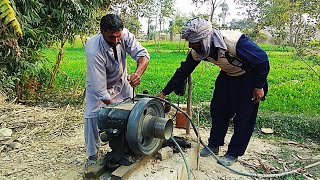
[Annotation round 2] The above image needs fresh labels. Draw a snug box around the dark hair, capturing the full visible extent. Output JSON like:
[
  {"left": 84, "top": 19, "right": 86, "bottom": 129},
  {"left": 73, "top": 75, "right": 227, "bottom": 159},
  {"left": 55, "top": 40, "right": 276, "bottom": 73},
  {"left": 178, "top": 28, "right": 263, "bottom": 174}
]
[{"left": 100, "top": 14, "right": 124, "bottom": 32}]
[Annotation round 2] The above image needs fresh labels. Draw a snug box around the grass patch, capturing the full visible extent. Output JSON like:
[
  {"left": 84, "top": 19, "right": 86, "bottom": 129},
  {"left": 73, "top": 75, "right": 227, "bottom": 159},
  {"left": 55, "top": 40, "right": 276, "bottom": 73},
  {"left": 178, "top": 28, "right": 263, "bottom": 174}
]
[
  {"left": 256, "top": 112, "right": 320, "bottom": 143},
  {"left": 192, "top": 103, "right": 320, "bottom": 143},
  {"left": 39, "top": 41, "right": 320, "bottom": 179},
  {"left": 41, "top": 41, "right": 320, "bottom": 114}
]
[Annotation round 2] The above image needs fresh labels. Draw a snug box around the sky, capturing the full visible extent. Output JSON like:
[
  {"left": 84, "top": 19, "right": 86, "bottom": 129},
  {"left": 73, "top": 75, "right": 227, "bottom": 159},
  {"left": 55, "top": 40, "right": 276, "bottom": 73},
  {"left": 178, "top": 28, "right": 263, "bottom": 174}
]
[
  {"left": 141, "top": 0, "right": 245, "bottom": 33},
  {"left": 174, "top": 0, "right": 244, "bottom": 22}
]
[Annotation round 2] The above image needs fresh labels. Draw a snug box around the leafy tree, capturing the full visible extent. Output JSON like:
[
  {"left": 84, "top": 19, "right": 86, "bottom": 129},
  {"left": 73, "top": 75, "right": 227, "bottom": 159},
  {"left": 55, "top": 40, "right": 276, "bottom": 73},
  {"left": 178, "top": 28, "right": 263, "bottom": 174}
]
[
  {"left": 217, "top": 1, "right": 229, "bottom": 29},
  {"left": 235, "top": 0, "right": 319, "bottom": 76},
  {"left": 192, "top": 0, "right": 223, "bottom": 23},
  {"left": 111, "top": 0, "right": 144, "bottom": 35},
  {"left": 0, "top": 0, "right": 108, "bottom": 101},
  {"left": 169, "top": 13, "right": 188, "bottom": 38},
  {"left": 235, "top": 0, "right": 319, "bottom": 45},
  {"left": 139, "top": 0, "right": 159, "bottom": 40},
  {"left": 157, "top": 0, "right": 174, "bottom": 51},
  {"left": 229, "top": 18, "right": 254, "bottom": 30},
  {"left": 40, "top": 0, "right": 109, "bottom": 88},
  {"left": 146, "top": 17, "right": 155, "bottom": 40},
  {"left": 0, "top": 0, "right": 22, "bottom": 66},
  {"left": 141, "top": 0, "right": 174, "bottom": 51},
  {"left": 168, "top": 13, "right": 188, "bottom": 51},
  {"left": 233, "top": 0, "right": 263, "bottom": 38},
  {"left": 0, "top": 0, "right": 22, "bottom": 37}
]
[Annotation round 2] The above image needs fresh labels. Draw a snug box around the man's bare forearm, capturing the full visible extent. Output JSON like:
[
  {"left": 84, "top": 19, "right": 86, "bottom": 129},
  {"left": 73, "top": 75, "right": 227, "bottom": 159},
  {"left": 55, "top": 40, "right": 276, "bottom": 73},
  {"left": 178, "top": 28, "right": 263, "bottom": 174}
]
[{"left": 135, "top": 56, "right": 149, "bottom": 76}]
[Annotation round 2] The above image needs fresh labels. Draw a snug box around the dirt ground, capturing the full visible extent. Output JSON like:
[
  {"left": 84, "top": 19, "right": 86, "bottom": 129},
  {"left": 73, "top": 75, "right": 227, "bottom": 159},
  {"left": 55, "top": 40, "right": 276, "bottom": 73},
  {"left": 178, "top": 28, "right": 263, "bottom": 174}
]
[{"left": 0, "top": 102, "right": 319, "bottom": 180}]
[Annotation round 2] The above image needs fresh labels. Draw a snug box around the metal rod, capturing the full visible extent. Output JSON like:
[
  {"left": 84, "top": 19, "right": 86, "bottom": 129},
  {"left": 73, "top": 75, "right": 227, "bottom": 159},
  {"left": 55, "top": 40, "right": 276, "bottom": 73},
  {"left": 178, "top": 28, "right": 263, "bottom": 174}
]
[
  {"left": 197, "top": 107, "right": 200, "bottom": 170},
  {"left": 186, "top": 75, "right": 192, "bottom": 134},
  {"left": 132, "top": 87, "right": 135, "bottom": 103},
  {"left": 197, "top": 107, "right": 200, "bottom": 171}
]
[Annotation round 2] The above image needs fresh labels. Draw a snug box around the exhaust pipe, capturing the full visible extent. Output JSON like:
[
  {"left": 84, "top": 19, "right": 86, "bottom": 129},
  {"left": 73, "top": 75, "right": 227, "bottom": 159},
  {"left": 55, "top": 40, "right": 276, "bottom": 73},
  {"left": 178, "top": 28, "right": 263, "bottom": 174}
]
[{"left": 143, "top": 115, "right": 173, "bottom": 140}]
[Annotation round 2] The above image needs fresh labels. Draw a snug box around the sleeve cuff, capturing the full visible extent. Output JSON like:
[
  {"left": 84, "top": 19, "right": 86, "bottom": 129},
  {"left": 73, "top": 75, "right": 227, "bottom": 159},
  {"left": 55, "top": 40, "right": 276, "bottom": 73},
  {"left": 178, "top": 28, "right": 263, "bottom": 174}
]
[
  {"left": 255, "top": 83, "right": 265, "bottom": 89},
  {"left": 162, "top": 88, "right": 172, "bottom": 96},
  {"left": 99, "top": 93, "right": 111, "bottom": 101}
]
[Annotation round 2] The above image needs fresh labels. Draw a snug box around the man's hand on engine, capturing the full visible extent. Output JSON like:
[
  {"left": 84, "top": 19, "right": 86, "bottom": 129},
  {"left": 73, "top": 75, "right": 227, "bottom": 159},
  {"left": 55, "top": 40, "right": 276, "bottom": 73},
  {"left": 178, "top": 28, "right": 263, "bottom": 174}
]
[
  {"left": 156, "top": 92, "right": 166, "bottom": 99},
  {"left": 128, "top": 72, "right": 141, "bottom": 87}
]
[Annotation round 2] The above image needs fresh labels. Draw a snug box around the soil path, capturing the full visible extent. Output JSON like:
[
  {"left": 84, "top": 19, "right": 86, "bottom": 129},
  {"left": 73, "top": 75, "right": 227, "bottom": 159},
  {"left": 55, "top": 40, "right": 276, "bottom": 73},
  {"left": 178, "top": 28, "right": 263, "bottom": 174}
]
[{"left": 0, "top": 103, "right": 319, "bottom": 180}]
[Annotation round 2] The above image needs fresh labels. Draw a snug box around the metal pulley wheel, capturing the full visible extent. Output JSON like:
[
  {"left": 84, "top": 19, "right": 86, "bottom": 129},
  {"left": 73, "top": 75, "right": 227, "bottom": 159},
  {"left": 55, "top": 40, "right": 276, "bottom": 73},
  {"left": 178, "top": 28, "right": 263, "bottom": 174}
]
[{"left": 126, "top": 98, "right": 173, "bottom": 155}]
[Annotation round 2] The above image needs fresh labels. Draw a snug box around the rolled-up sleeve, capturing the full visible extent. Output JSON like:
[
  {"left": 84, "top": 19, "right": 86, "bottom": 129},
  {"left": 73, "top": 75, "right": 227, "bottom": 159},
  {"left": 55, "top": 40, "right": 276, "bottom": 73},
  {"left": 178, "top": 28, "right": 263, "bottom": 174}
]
[
  {"left": 123, "top": 29, "right": 150, "bottom": 61},
  {"left": 86, "top": 51, "right": 111, "bottom": 101}
]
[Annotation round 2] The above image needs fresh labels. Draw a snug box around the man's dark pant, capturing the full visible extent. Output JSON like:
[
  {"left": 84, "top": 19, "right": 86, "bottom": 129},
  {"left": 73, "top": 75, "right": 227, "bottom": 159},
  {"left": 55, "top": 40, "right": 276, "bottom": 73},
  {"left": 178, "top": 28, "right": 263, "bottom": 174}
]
[{"left": 208, "top": 71, "right": 259, "bottom": 157}]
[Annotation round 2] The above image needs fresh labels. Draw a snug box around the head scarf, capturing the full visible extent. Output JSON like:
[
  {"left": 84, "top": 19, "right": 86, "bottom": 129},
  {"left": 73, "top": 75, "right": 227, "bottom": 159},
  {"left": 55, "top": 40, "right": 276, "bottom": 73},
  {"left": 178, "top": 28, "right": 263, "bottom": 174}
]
[
  {"left": 182, "top": 18, "right": 212, "bottom": 59},
  {"left": 182, "top": 18, "right": 212, "bottom": 42},
  {"left": 182, "top": 18, "right": 227, "bottom": 59}
]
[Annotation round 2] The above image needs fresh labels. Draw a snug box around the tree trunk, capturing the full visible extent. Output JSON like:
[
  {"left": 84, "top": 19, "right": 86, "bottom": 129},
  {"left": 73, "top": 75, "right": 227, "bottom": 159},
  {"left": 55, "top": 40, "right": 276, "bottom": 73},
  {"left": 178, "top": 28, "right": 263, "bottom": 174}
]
[
  {"left": 147, "top": 17, "right": 151, "bottom": 41},
  {"left": 48, "top": 39, "right": 67, "bottom": 88},
  {"left": 81, "top": 36, "right": 86, "bottom": 48},
  {"left": 154, "top": 16, "right": 158, "bottom": 52},
  {"left": 210, "top": 0, "right": 220, "bottom": 23},
  {"left": 157, "top": 17, "right": 161, "bottom": 52},
  {"left": 210, "top": 0, "right": 215, "bottom": 23},
  {"left": 178, "top": 33, "right": 182, "bottom": 52},
  {"left": 289, "top": 17, "right": 294, "bottom": 46}
]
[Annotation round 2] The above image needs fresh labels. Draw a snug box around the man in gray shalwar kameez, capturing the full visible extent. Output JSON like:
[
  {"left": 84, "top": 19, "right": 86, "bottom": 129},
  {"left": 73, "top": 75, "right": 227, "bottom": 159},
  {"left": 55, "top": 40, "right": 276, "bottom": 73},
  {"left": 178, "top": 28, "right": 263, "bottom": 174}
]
[{"left": 84, "top": 14, "right": 150, "bottom": 165}]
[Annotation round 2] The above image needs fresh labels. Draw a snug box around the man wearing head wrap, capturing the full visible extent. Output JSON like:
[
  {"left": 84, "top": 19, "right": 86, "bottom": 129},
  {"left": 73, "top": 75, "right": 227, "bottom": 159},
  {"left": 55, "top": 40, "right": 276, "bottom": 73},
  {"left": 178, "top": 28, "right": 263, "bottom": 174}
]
[{"left": 157, "top": 18, "right": 269, "bottom": 166}]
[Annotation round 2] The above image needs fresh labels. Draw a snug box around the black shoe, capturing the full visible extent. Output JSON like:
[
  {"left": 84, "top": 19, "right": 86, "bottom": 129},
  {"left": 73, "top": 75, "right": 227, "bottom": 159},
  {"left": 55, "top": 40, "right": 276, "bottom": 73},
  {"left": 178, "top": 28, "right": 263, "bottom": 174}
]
[
  {"left": 218, "top": 153, "right": 238, "bottom": 166},
  {"left": 200, "top": 146, "right": 219, "bottom": 157}
]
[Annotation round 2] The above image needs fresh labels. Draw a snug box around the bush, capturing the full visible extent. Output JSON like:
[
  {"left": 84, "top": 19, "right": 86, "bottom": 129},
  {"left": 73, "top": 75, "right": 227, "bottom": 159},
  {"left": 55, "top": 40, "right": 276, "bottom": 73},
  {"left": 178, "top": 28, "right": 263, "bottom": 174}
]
[
  {"left": 0, "top": 69, "right": 17, "bottom": 100},
  {"left": 256, "top": 112, "right": 320, "bottom": 143},
  {"left": 192, "top": 104, "right": 320, "bottom": 143}
]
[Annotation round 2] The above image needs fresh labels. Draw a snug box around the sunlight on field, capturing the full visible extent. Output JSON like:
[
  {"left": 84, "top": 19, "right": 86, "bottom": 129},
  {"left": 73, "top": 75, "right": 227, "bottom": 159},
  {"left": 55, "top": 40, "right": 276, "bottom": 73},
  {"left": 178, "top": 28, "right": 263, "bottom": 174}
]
[{"left": 41, "top": 41, "right": 320, "bottom": 115}]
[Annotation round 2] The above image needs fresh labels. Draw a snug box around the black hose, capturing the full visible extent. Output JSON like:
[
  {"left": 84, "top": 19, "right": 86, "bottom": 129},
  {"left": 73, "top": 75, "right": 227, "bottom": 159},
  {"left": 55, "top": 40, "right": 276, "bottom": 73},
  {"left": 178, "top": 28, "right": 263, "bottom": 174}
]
[{"left": 136, "top": 94, "right": 320, "bottom": 178}]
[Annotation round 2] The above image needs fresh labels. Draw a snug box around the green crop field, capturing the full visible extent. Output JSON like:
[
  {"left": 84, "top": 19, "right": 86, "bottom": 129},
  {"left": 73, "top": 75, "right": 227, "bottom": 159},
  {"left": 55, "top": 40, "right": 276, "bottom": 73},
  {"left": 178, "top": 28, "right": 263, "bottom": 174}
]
[
  {"left": 42, "top": 40, "right": 320, "bottom": 115},
  {"left": 42, "top": 40, "right": 320, "bottom": 142}
]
